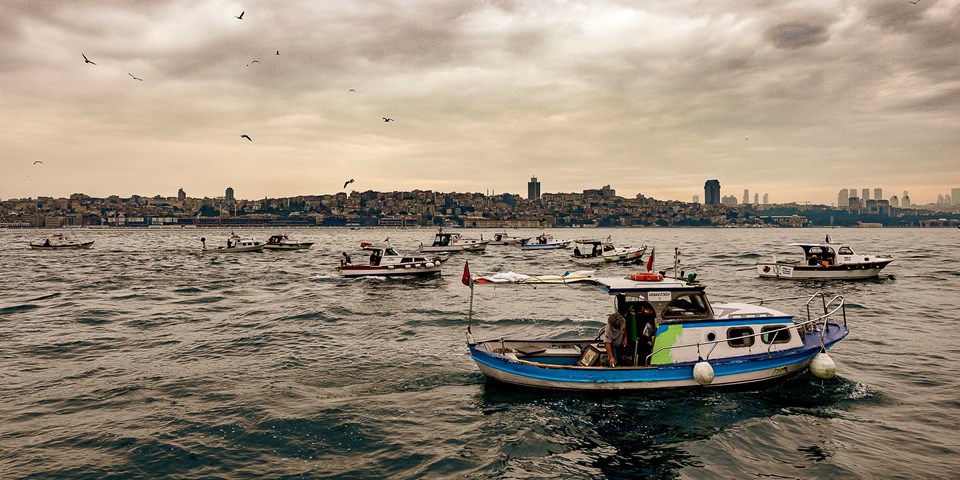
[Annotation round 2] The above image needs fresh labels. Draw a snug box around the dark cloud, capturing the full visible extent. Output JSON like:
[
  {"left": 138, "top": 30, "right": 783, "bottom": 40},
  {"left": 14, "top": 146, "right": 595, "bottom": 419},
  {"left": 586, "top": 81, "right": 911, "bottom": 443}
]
[{"left": 765, "top": 21, "right": 829, "bottom": 50}]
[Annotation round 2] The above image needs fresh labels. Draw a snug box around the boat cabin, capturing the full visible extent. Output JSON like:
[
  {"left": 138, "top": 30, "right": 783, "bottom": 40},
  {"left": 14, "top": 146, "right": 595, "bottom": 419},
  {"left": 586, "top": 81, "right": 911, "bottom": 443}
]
[
  {"left": 430, "top": 232, "right": 461, "bottom": 247},
  {"left": 267, "top": 234, "right": 289, "bottom": 244},
  {"left": 573, "top": 239, "right": 614, "bottom": 258}
]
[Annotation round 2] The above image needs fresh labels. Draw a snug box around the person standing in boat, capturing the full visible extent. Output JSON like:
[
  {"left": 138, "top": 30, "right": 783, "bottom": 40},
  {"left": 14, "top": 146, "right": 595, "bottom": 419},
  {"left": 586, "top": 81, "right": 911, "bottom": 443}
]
[
  {"left": 637, "top": 306, "right": 657, "bottom": 365},
  {"left": 604, "top": 313, "right": 627, "bottom": 367}
]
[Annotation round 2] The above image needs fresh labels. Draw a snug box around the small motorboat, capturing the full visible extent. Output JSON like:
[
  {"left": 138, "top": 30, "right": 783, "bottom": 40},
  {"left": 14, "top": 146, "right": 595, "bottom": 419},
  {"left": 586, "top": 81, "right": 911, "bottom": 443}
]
[
  {"left": 263, "top": 234, "right": 314, "bottom": 250},
  {"left": 467, "top": 273, "right": 848, "bottom": 391},
  {"left": 419, "top": 229, "right": 488, "bottom": 253},
  {"left": 521, "top": 234, "right": 572, "bottom": 250},
  {"left": 338, "top": 242, "right": 443, "bottom": 277},
  {"left": 29, "top": 233, "right": 94, "bottom": 250},
  {"left": 571, "top": 238, "right": 646, "bottom": 265},
  {"left": 756, "top": 235, "right": 893, "bottom": 280},
  {"left": 487, "top": 232, "right": 530, "bottom": 246},
  {"left": 201, "top": 235, "right": 264, "bottom": 253}
]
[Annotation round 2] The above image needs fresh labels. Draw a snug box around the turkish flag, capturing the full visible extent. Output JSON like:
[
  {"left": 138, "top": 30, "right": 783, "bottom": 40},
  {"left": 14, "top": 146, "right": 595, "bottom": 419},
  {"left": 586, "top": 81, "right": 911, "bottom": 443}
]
[
  {"left": 462, "top": 260, "right": 472, "bottom": 287},
  {"left": 646, "top": 247, "right": 655, "bottom": 272}
]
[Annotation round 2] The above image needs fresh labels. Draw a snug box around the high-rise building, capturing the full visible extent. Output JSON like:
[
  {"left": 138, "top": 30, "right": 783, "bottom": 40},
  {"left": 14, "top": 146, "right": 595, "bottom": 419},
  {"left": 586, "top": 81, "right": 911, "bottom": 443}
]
[
  {"left": 952, "top": 188, "right": 960, "bottom": 205},
  {"left": 903, "top": 192, "right": 911, "bottom": 207},
  {"left": 762, "top": 193, "right": 769, "bottom": 205},
  {"left": 704, "top": 179, "right": 721, "bottom": 205},
  {"left": 861, "top": 188, "right": 870, "bottom": 201},
  {"left": 721, "top": 195, "right": 738, "bottom": 206},
  {"left": 890, "top": 195, "right": 899, "bottom": 207},
  {"left": 838, "top": 189, "right": 849, "bottom": 207},
  {"left": 742, "top": 189, "right": 750, "bottom": 205},
  {"left": 849, "top": 188, "right": 858, "bottom": 199},
  {"left": 754, "top": 193, "right": 759, "bottom": 205},
  {"left": 692, "top": 195, "right": 700, "bottom": 204},
  {"left": 225, "top": 187, "right": 234, "bottom": 203},
  {"left": 527, "top": 176, "right": 540, "bottom": 200},
  {"left": 874, "top": 188, "right": 882, "bottom": 202},
  {"left": 178, "top": 188, "right": 186, "bottom": 202}
]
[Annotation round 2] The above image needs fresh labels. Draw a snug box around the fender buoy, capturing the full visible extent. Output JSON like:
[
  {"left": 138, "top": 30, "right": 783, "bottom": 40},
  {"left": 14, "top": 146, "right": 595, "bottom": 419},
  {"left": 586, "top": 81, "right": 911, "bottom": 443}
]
[
  {"left": 693, "top": 361, "right": 715, "bottom": 385},
  {"left": 629, "top": 272, "right": 663, "bottom": 282},
  {"left": 810, "top": 351, "right": 836, "bottom": 379}
]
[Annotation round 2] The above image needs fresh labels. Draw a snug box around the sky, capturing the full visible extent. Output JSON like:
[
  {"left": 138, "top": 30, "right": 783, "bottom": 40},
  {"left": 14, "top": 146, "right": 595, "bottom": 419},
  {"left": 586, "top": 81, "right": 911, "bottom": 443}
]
[{"left": 2, "top": 0, "right": 958, "bottom": 205}]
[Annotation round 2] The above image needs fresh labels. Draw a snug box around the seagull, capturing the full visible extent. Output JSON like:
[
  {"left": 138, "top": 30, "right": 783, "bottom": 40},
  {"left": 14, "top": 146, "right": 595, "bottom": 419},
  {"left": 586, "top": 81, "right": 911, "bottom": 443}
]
[
  {"left": 251, "top": 60, "right": 260, "bottom": 64},
  {"left": 343, "top": 179, "right": 355, "bottom": 189},
  {"left": 382, "top": 117, "right": 394, "bottom": 122},
  {"left": 235, "top": 11, "right": 244, "bottom": 19},
  {"left": 349, "top": 89, "right": 356, "bottom": 92},
  {"left": 128, "top": 73, "right": 143, "bottom": 81},
  {"left": 908, "top": 0, "right": 919, "bottom": 4},
  {"left": 240, "top": 135, "right": 252, "bottom": 141},
  {"left": 82, "top": 53, "right": 96, "bottom": 65},
  {"left": 33, "top": 160, "right": 43, "bottom": 165}
]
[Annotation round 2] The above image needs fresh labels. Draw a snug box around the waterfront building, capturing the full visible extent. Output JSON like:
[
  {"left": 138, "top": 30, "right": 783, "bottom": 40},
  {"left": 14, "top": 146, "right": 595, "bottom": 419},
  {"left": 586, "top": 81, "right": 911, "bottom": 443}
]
[
  {"left": 704, "top": 179, "right": 720, "bottom": 206},
  {"left": 527, "top": 176, "right": 540, "bottom": 200},
  {"left": 838, "top": 189, "right": 849, "bottom": 207}
]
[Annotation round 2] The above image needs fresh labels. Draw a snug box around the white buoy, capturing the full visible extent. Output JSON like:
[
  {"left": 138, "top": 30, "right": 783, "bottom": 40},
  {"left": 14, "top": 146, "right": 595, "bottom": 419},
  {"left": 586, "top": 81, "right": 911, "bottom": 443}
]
[
  {"left": 693, "top": 361, "right": 715, "bottom": 385},
  {"left": 425, "top": 262, "right": 434, "bottom": 268},
  {"left": 810, "top": 351, "right": 836, "bottom": 379}
]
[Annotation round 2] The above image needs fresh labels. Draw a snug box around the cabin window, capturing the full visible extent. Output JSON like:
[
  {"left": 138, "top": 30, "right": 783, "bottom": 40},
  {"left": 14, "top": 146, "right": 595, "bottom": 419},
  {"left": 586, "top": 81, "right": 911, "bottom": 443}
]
[
  {"left": 761, "top": 326, "right": 791, "bottom": 344},
  {"left": 401, "top": 258, "right": 413, "bottom": 263},
  {"left": 838, "top": 247, "right": 853, "bottom": 255},
  {"left": 727, "top": 327, "right": 755, "bottom": 347},
  {"left": 662, "top": 293, "right": 710, "bottom": 319},
  {"left": 603, "top": 244, "right": 615, "bottom": 252}
]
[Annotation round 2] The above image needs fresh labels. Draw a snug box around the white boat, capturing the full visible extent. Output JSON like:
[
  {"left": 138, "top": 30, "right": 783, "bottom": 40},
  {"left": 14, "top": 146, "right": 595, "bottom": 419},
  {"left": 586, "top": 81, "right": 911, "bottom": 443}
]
[
  {"left": 338, "top": 242, "right": 443, "bottom": 277},
  {"left": 263, "top": 234, "right": 314, "bottom": 250},
  {"left": 521, "top": 234, "right": 572, "bottom": 250},
  {"left": 487, "top": 232, "right": 530, "bottom": 246},
  {"left": 29, "top": 233, "right": 94, "bottom": 250},
  {"left": 757, "top": 235, "right": 893, "bottom": 280},
  {"left": 467, "top": 274, "right": 848, "bottom": 391},
  {"left": 201, "top": 235, "right": 264, "bottom": 253},
  {"left": 419, "top": 230, "right": 488, "bottom": 253},
  {"left": 571, "top": 238, "right": 646, "bottom": 265}
]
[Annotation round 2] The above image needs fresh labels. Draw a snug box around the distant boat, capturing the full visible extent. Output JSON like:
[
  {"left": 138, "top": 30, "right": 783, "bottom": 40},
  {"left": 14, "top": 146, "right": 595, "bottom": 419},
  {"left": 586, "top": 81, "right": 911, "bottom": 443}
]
[
  {"left": 338, "top": 242, "right": 443, "bottom": 277},
  {"left": 571, "top": 238, "right": 646, "bottom": 265},
  {"left": 419, "top": 229, "right": 488, "bottom": 253},
  {"left": 521, "top": 234, "right": 571, "bottom": 250},
  {"left": 756, "top": 235, "right": 892, "bottom": 280},
  {"left": 263, "top": 234, "right": 313, "bottom": 251},
  {"left": 29, "top": 233, "right": 94, "bottom": 250},
  {"left": 487, "top": 232, "right": 530, "bottom": 246},
  {"left": 467, "top": 274, "right": 848, "bottom": 391},
  {"left": 201, "top": 235, "right": 264, "bottom": 253}
]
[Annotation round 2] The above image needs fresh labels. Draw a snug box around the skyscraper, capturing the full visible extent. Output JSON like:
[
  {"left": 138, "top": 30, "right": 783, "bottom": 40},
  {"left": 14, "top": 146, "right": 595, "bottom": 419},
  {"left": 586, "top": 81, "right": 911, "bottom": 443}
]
[
  {"left": 838, "top": 189, "right": 849, "bottom": 207},
  {"left": 902, "top": 192, "right": 911, "bottom": 207},
  {"left": 874, "top": 188, "right": 882, "bottom": 202},
  {"left": 226, "top": 187, "right": 234, "bottom": 203},
  {"left": 527, "top": 176, "right": 540, "bottom": 200},
  {"left": 762, "top": 193, "right": 769, "bottom": 205},
  {"left": 178, "top": 187, "right": 186, "bottom": 202},
  {"left": 754, "top": 193, "right": 759, "bottom": 205},
  {"left": 890, "top": 195, "right": 899, "bottom": 208},
  {"left": 692, "top": 195, "right": 700, "bottom": 204},
  {"left": 952, "top": 188, "right": 960, "bottom": 206},
  {"left": 861, "top": 188, "right": 870, "bottom": 201},
  {"left": 704, "top": 179, "right": 720, "bottom": 206},
  {"left": 742, "top": 189, "right": 750, "bottom": 205}
]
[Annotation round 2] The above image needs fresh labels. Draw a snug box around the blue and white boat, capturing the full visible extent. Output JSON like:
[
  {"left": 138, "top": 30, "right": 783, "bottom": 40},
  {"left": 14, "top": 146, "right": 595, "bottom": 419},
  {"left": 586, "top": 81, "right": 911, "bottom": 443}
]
[{"left": 467, "top": 275, "right": 847, "bottom": 390}]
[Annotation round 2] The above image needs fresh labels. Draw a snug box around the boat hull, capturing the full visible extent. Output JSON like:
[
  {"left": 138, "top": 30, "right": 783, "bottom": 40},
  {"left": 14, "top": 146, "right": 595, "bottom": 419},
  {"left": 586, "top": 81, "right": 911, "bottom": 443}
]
[
  {"left": 263, "top": 243, "right": 314, "bottom": 250},
  {"left": 469, "top": 323, "right": 847, "bottom": 391},
  {"left": 29, "top": 241, "right": 94, "bottom": 250},
  {"left": 338, "top": 265, "right": 442, "bottom": 277},
  {"left": 572, "top": 249, "right": 644, "bottom": 265},
  {"left": 757, "top": 261, "right": 891, "bottom": 279},
  {"left": 419, "top": 243, "right": 487, "bottom": 253},
  {"left": 204, "top": 245, "right": 264, "bottom": 253},
  {"left": 521, "top": 241, "right": 570, "bottom": 250}
]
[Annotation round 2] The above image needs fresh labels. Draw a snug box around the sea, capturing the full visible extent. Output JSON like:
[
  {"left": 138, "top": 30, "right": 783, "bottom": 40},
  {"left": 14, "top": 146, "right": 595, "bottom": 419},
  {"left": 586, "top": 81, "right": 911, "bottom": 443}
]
[{"left": 1, "top": 227, "right": 957, "bottom": 479}]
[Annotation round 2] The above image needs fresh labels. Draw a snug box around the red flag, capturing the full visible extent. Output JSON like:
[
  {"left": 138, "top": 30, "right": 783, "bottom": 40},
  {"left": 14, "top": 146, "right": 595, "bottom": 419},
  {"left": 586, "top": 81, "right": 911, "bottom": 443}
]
[
  {"left": 462, "top": 260, "right": 472, "bottom": 287},
  {"left": 646, "top": 247, "right": 655, "bottom": 272}
]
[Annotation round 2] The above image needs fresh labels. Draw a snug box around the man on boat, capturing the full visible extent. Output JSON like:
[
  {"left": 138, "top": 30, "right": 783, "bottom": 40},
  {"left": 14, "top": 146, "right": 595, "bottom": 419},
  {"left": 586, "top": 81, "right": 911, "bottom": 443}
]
[{"left": 604, "top": 313, "right": 627, "bottom": 367}]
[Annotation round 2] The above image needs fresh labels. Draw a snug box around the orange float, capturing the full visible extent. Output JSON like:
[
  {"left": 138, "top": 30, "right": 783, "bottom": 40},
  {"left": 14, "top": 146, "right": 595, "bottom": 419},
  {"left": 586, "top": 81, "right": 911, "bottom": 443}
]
[{"left": 629, "top": 272, "right": 663, "bottom": 282}]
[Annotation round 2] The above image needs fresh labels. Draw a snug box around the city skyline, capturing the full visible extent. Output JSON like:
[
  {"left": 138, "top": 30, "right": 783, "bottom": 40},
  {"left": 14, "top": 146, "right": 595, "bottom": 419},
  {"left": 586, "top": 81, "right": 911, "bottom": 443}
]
[{"left": 3, "top": 1, "right": 959, "bottom": 204}]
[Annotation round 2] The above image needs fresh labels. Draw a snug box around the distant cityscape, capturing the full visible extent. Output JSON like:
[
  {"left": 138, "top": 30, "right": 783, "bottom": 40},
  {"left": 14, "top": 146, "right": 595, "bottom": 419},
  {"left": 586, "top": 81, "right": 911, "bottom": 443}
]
[{"left": 2, "top": 177, "right": 959, "bottom": 228}]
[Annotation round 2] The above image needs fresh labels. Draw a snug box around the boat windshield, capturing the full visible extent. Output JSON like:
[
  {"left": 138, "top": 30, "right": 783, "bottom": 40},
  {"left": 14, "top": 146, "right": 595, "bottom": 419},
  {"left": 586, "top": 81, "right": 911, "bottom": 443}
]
[
  {"left": 384, "top": 248, "right": 399, "bottom": 256},
  {"left": 662, "top": 292, "right": 711, "bottom": 320}
]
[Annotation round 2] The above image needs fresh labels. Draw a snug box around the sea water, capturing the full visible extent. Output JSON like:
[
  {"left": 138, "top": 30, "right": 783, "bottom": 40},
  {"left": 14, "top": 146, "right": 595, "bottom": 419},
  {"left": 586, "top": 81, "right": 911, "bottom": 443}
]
[{"left": 1, "top": 227, "right": 958, "bottom": 478}]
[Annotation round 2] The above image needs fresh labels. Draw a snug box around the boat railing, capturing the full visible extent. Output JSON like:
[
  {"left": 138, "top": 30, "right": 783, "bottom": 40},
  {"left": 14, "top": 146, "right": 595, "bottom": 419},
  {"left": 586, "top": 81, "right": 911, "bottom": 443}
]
[{"left": 646, "top": 292, "right": 846, "bottom": 363}]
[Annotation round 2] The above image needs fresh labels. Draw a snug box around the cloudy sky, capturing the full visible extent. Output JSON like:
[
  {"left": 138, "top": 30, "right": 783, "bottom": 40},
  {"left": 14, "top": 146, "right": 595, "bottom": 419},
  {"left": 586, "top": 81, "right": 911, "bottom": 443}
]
[{"left": 2, "top": 0, "right": 958, "bottom": 204}]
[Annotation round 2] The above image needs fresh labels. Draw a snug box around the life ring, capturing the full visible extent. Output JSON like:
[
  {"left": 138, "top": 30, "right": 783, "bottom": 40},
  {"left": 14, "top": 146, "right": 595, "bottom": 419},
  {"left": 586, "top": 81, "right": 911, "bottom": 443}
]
[{"left": 629, "top": 272, "right": 663, "bottom": 282}]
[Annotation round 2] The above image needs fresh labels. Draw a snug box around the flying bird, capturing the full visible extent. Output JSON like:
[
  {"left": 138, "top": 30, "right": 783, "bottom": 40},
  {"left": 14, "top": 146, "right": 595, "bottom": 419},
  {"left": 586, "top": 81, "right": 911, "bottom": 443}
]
[
  {"left": 33, "top": 160, "right": 43, "bottom": 165},
  {"left": 251, "top": 60, "right": 260, "bottom": 64},
  {"left": 235, "top": 11, "right": 244, "bottom": 19},
  {"left": 240, "top": 135, "right": 252, "bottom": 141},
  {"left": 382, "top": 117, "right": 394, "bottom": 122},
  {"left": 82, "top": 53, "right": 96, "bottom": 65},
  {"left": 128, "top": 73, "right": 143, "bottom": 81},
  {"left": 908, "top": 0, "right": 919, "bottom": 4},
  {"left": 349, "top": 89, "right": 356, "bottom": 92},
  {"left": 343, "top": 179, "right": 355, "bottom": 189}
]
